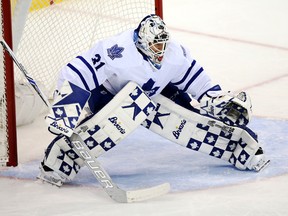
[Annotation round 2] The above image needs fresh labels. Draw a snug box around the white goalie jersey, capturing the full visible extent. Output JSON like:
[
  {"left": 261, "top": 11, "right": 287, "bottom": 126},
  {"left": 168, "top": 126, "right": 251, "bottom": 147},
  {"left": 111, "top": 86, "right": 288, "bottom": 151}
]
[{"left": 57, "top": 29, "right": 219, "bottom": 100}]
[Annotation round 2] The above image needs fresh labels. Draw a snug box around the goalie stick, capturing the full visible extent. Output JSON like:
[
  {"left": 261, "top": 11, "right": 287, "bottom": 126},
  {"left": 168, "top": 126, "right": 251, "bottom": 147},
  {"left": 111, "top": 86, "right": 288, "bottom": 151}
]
[
  {"left": 0, "top": 39, "right": 170, "bottom": 202},
  {"left": 70, "top": 133, "right": 170, "bottom": 203},
  {"left": 0, "top": 39, "right": 50, "bottom": 107}
]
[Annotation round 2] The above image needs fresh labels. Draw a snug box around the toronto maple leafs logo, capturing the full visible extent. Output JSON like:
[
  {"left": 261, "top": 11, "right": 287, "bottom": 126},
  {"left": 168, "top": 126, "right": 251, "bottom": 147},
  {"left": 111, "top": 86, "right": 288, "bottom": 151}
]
[
  {"left": 142, "top": 79, "right": 160, "bottom": 97},
  {"left": 107, "top": 44, "right": 124, "bottom": 60}
]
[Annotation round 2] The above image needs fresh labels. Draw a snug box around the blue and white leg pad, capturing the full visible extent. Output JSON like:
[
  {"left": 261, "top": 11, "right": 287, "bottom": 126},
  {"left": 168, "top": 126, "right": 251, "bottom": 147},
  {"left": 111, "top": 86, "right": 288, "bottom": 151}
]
[
  {"left": 42, "top": 135, "right": 84, "bottom": 181},
  {"left": 74, "top": 81, "right": 156, "bottom": 158},
  {"left": 143, "top": 94, "right": 267, "bottom": 171},
  {"left": 42, "top": 81, "right": 156, "bottom": 181},
  {"left": 46, "top": 80, "right": 91, "bottom": 137}
]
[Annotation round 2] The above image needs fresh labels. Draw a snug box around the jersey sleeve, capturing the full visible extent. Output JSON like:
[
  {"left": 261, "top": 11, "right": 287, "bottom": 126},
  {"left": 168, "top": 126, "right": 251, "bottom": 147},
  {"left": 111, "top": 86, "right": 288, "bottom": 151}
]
[
  {"left": 170, "top": 44, "right": 222, "bottom": 101},
  {"left": 56, "top": 41, "right": 112, "bottom": 92},
  {"left": 56, "top": 30, "right": 137, "bottom": 95}
]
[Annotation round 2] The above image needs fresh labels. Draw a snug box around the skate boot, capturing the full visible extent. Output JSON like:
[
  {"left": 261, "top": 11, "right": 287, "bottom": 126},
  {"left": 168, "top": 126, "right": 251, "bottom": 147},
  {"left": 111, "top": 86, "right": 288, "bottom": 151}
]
[
  {"left": 37, "top": 162, "right": 67, "bottom": 187},
  {"left": 247, "top": 147, "right": 270, "bottom": 172}
]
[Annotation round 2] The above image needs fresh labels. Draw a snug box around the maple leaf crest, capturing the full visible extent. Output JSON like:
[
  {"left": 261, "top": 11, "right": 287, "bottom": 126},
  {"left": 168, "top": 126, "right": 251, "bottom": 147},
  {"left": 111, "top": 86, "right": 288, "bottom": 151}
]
[
  {"left": 107, "top": 44, "right": 124, "bottom": 60},
  {"left": 104, "top": 141, "right": 112, "bottom": 149},
  {"left": 71, "top": 118, "right": 78, "bottom": 126},
  {"left": 190, "top": 142, "right": 199, "bottom": 150},
  {"left": 55, "top": 108, "right": 63, "bottom": 116},
  {"left": 58, "top": 151, "right": 64, "bottom": 158},
  {"left": 238, "top": 118, "right": 245, "bottom": 125},
  {"left": 146, "top": 106, "right": 154, "bottom": 114},
  {"left": 207, "top": 135, "right": 215, "bottom": 144},
  {"left": 141, "top": 120, "right": 148, "bottom": 127},
  {"left": 240, "top": 154, "right": 247, "bottom": 162},
  {"left": 86, "top": 140, "right": 95, "bottom": 147},
  {"left": 63, "top": 165, "right": 71, "bottom": 173},
  {"left": 223, "top": 130, "right": 230, "bottom": 137},
  {"left": 89, "top": 127, "right": 97, "bottom": 132},
  {"left": 212, "top": 150, "right": 221, "bottom": 157},
  {"left": 68, "top": 152, "right": 76, "bottom": 159},
  {"left": 131, "top": 88, "right": 139, "bottom": 96},
  {"left": 229, "top": 143, "right": 236, "bottom": 151}
]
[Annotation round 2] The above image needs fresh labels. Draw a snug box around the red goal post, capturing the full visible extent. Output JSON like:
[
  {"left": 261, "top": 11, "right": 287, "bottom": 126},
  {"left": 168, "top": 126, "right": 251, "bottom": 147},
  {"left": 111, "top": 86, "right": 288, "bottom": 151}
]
[
  {"left": 0, "top": 0, "right": 163, "bottom": 167},
  {"left": 0, "top": 0, "right": 18, "bottom": 167}
]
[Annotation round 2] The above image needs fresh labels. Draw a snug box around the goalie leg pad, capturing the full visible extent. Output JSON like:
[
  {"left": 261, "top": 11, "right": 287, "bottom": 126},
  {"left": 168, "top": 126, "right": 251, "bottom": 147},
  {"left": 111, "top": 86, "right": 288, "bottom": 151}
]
[
  {"left": 144, "top": 94, "right": 267, "bottom": 171},
  {"left": 229, "top": 128, "right": 270, "bottom": 171},
  {"left": 40, "top": 135, "right": 84, "bottom": 184},
  {"left": 40, "top": 82, "right": 156, "bottom": 184},
  {"left": 74, "top": 81, "right": 156, "bottom": 158},
  {"left": 45, "top": 80, "right": 91, "bottom": 137}
]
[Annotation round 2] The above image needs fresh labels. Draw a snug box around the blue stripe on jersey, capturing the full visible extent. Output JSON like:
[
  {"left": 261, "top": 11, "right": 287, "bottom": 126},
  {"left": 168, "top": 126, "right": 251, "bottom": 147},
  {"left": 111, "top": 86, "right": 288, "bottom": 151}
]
[
  {"left": 76, "top": 56, "right": 99, "bottom": 88},
  {"left": 171, "top": 60, "right": 196, "bottom": 85},
  {"left": 182, "top": 67, "right": 204, "bottom": 92},
  {"left": 67, "top": 63, "right": 90, "bottom": 91}
]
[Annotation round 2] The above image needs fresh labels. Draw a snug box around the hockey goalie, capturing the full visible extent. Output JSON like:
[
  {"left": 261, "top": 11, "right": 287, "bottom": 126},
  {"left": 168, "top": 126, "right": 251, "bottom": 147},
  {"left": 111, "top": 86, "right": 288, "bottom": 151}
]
[{"left": 38, "top": 14, "right": 270, "bottom": 187}]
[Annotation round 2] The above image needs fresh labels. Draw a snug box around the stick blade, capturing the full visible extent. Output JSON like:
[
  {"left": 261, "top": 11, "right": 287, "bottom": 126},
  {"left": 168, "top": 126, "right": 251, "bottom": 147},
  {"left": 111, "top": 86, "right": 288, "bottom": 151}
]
[{"left": 124, "top": 182, "right": 170, "bottom": 203}]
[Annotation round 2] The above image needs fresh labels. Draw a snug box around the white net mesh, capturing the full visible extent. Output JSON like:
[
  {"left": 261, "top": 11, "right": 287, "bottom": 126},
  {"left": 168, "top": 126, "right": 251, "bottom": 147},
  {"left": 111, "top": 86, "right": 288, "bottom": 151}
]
[
  {"left": 14, "top": 0, "right": 157, "bottom": 98},
  {"left": 0, "top": 0, "right": 159, "bottom": 166}
]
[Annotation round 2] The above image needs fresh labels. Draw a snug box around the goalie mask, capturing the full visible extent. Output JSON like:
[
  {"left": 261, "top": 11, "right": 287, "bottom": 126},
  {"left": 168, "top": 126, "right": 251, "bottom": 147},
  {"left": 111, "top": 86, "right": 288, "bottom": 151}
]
[{"left": 134, "top": 14, "right": 170, "bottom": 70}]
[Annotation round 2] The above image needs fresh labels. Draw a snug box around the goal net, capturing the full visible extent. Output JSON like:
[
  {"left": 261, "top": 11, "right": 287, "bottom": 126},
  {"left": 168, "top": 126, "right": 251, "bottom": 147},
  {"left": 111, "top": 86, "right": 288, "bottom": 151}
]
[{"left": 0, "top": 0, "right": 162, "bottom": 166}]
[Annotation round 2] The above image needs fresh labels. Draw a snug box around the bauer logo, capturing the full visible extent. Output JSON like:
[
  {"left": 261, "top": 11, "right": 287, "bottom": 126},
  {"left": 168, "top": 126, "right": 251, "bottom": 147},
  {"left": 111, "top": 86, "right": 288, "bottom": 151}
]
[
  {"left": 72, "top": 140, "right": 114, "bottom": 189},
  {"left": 172, "top": 119, "right": 187, "bottom": 139},
  {"left": 108, "top": 117, "right": 126, "bottom": 134}
]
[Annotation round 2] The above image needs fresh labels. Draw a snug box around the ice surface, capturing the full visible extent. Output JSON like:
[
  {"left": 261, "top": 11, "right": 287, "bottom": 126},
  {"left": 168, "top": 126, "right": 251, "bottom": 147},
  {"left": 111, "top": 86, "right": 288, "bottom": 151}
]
[{"left": 1, "top": 0, "right": 288, "bottom": 215}]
